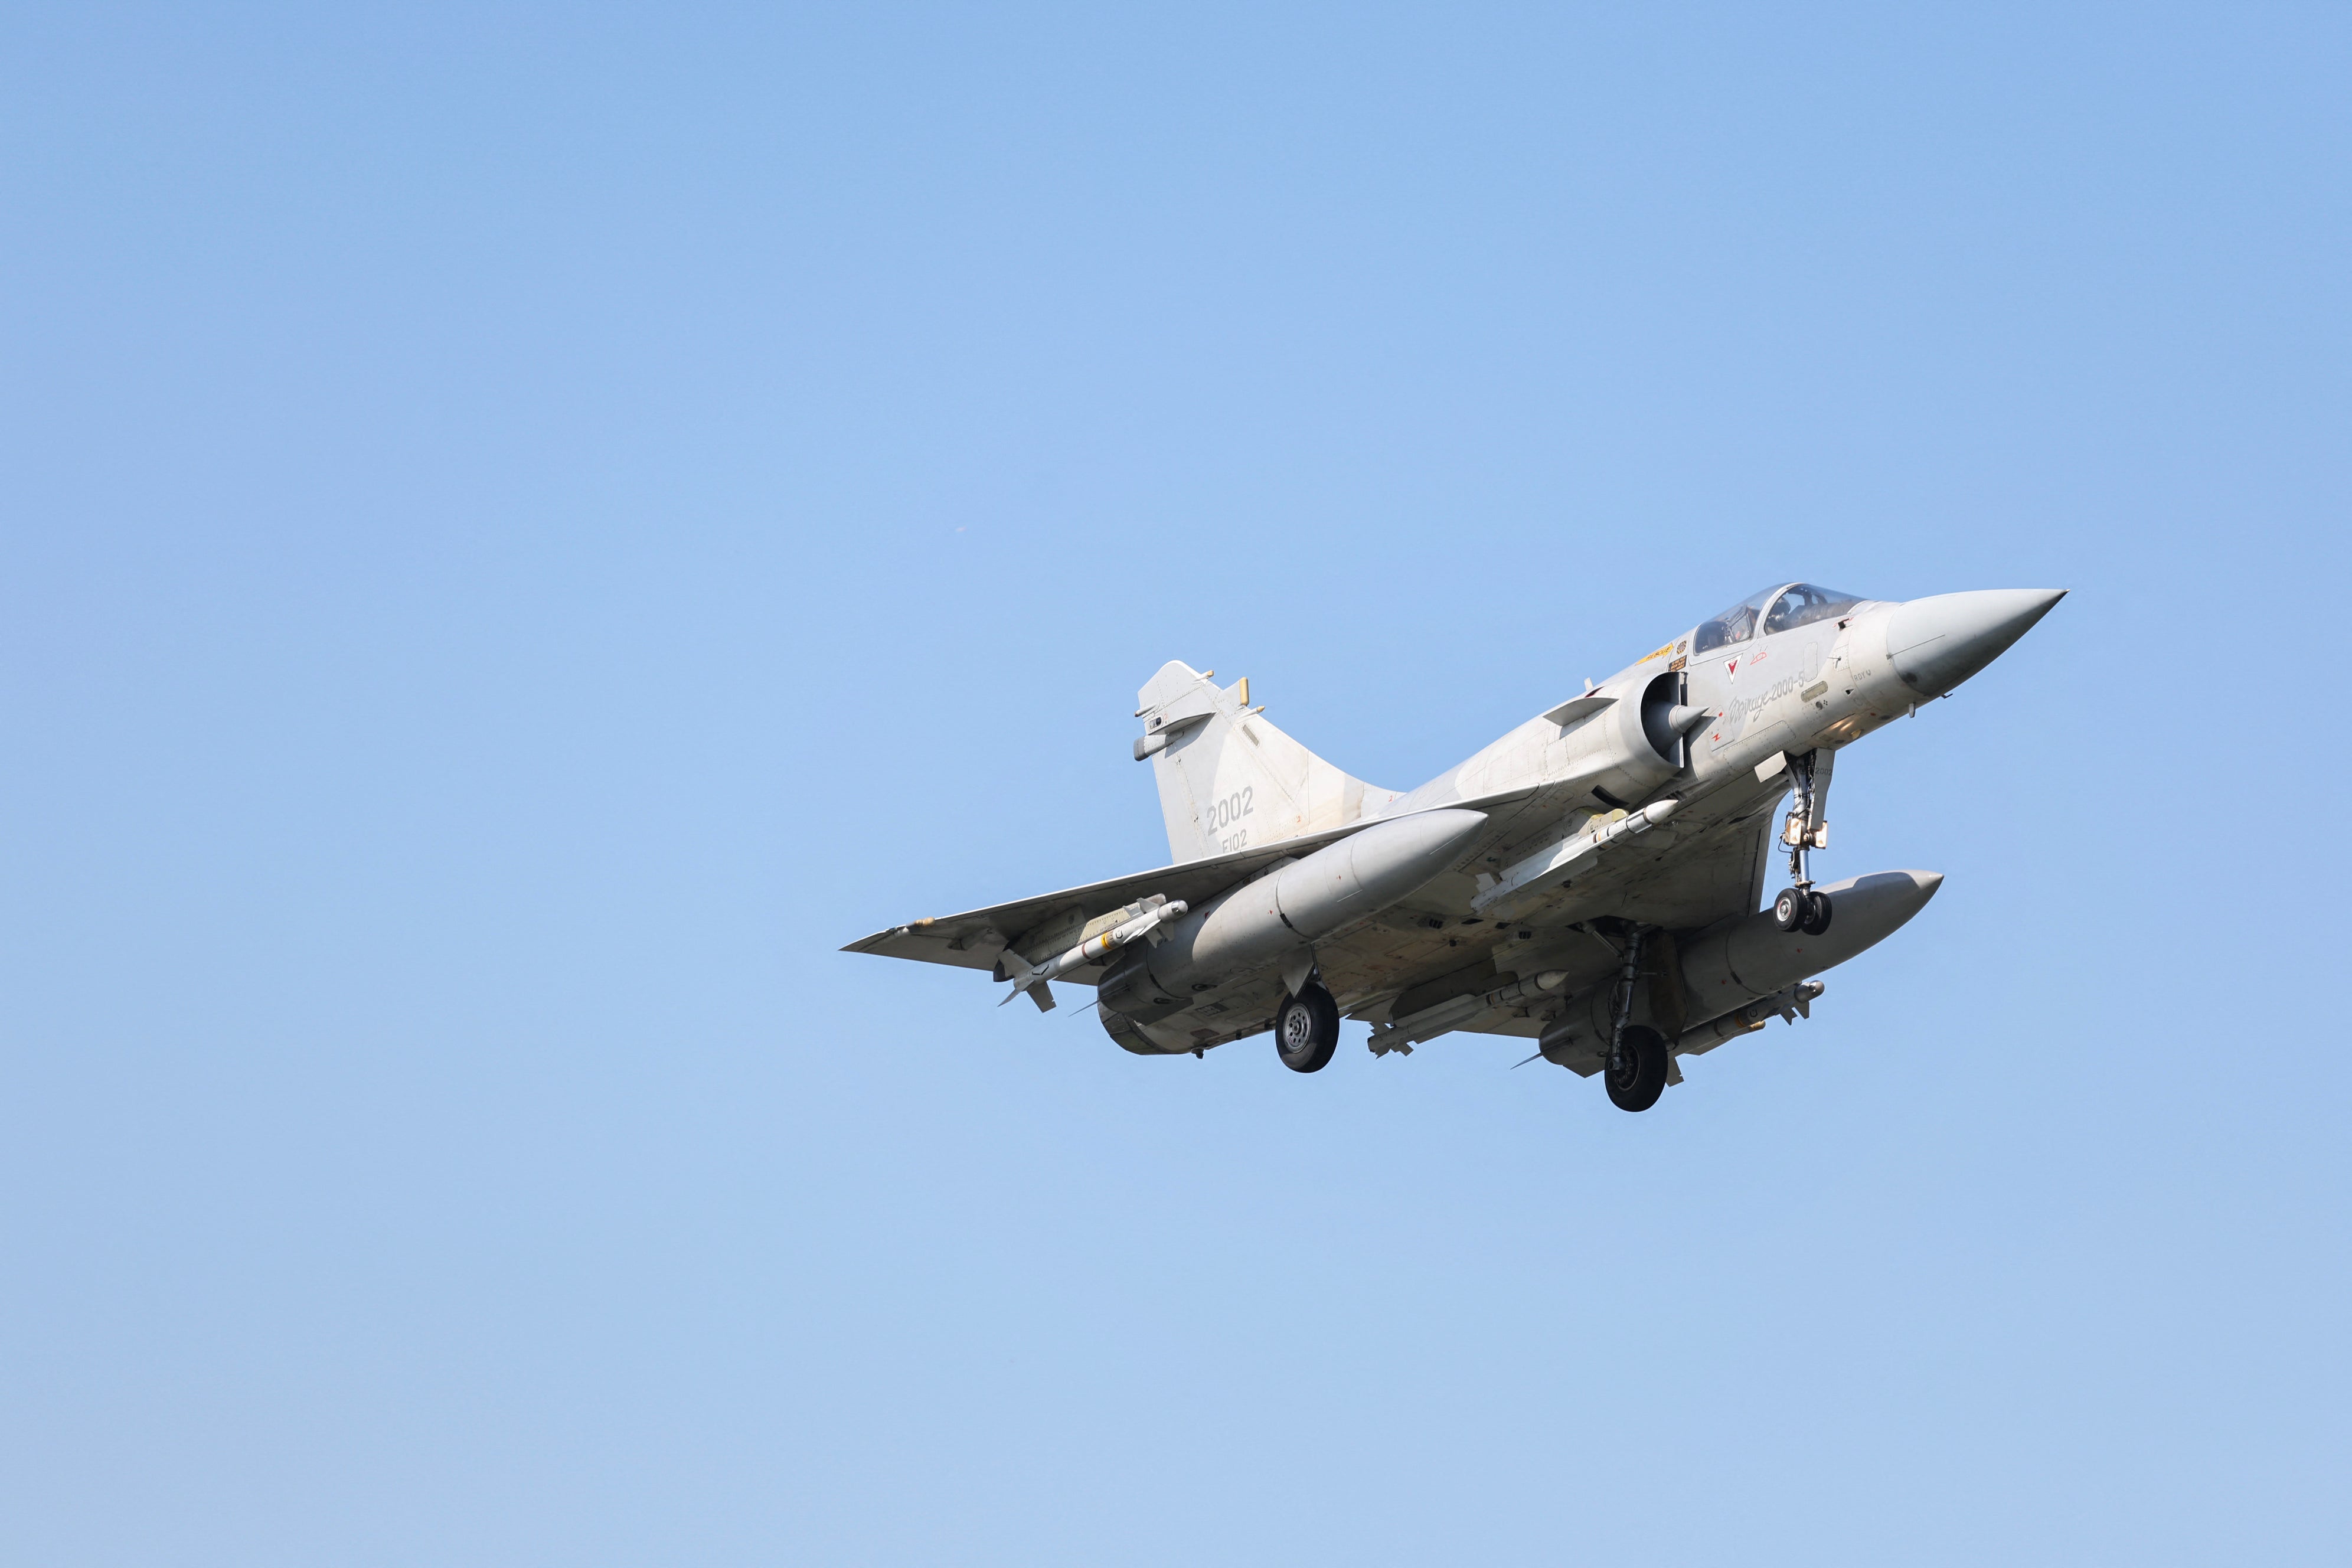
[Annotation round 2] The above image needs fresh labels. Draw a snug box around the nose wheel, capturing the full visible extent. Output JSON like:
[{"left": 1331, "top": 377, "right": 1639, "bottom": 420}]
[
  {"left": 1773, "top": 750, "right": 1834, "bottom": 936},
  {"left": 1774, "top": 886, "right": 1833, "bottom": 935}
]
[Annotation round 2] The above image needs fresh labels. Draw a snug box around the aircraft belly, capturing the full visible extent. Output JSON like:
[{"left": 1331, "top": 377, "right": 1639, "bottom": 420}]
[
  {"left": 1156, "top": 972, "right": 1289, "bottom": 1049},
  {"left": 1286, "top": 780, "right": 1782, "bottom": 1036}
]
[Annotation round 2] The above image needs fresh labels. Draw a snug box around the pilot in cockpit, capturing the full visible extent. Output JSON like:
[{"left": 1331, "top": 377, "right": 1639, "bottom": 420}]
[{"left": 1695, "top": 583, "right": 1867, "bottom": 653}]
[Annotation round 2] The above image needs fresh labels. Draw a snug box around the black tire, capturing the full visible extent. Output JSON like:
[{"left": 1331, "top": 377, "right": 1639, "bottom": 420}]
[
  {"left": 1603, "top": 1025, "right": 1668, "bottom": 1112},
  {"left": 1801, "top": 889, "right": 1833, "bottom": 936},
  {"left": 1275, "top": 982, "right": 1341, "bottom": 1073},
  {"left": 1773, "top": 887, "right": 1807, "bottom": 932}
]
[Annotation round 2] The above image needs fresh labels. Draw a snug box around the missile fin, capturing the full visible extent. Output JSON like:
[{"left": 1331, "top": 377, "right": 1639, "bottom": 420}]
[{"left": 997, "top": 946, "right": 1043, "bottom": 1004}]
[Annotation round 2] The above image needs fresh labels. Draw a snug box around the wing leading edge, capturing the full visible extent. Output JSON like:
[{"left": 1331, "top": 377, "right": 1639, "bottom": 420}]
[{"left": 841, "top": 788, "right": 1547, "bottom": 978}]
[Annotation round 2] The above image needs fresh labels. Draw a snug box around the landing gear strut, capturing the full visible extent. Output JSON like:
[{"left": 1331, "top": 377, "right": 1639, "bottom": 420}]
[
  {"left": 1603, "top": 926, "right": 1669, "bottom": 1112},
  {"left": 1773, "top": 750, "right": 1834, "bottom": 937},
  {"left": 1274, "top": 982, "right": 1340, "bottom": 1073}
]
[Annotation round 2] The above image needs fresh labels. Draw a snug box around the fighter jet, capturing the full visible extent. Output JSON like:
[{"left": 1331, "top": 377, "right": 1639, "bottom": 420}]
[{"left": 844, "top": 584, "right": 2064, "bottom": 1111}]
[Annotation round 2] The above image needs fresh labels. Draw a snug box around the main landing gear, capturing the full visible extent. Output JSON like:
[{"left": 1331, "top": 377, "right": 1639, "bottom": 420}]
[
  {"left": 1605, "top": 1026, "right": 1668, "bottom": 1112},
  {"left": 1773, "top": 749, "right": 1834, "bottom": 937},
  {"left": 1602, "top": 924, "right": 1669, "bottom": 1112},
  {"left": 1275, "top": 982, "right": 1340, "bottom": 1073}
]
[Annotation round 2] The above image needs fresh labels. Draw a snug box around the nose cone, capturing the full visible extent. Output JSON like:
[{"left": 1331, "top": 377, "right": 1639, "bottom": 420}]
[{"left": 1887, "top": 589, "right": 2066, "bottom": 698}]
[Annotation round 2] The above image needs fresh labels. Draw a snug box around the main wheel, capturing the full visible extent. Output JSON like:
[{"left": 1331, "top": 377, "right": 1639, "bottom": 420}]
[
  {"left": 1274, "top": 983, "right": 1341, "bottom": 1073},
  {"left": 1773, "top": 887, "right": 1807, "bottom": 932},
  {"left": 1801, "top": 889, "right": 1833, "bottom": 936},
  {"left": 1603, "top": 1026, "right": 1669, "bottom": 1112}
]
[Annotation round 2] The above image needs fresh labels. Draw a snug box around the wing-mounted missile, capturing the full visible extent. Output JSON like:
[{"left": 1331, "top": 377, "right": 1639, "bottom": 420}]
[
  {"left": 1471, "top": 798, "right": 1681, "bottom": 918},
  {"left": 1673, "top": 981, "right": 1825, "bottom": 1056},
  {"left": 998, "top": 896, "right": 1190, "bottom": 1010},
  {"left": 1366, "top": 968, "right": 1572, "bottom": 1057}
]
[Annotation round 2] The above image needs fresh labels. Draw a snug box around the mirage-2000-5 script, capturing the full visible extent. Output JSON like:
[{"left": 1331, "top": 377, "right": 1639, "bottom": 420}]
[{"left": 845, "top": 584, "right": 2063, "bottom": 1112}]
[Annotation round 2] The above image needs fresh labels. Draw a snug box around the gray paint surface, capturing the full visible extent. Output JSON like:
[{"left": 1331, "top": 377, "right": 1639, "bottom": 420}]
[{"left": 846, "top": 584, "right": 2063, "bottom": 1072}]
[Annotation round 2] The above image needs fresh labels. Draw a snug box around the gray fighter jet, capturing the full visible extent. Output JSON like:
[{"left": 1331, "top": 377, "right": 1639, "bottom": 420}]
[{"left": 845, "top": 584, "right": 2064, "bottom": 1111}]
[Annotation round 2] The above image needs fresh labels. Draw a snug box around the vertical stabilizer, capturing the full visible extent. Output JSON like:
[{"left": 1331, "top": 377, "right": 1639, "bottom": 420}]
[{"left": 1133, "top": 661, "right": 1400, "bottom": 863}]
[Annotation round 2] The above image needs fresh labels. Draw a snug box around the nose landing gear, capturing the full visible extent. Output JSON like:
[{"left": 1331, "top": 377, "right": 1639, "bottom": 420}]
[
  {"left": 1772, "top": 750, "right": 1835, "bottom": 936},
  {"left": 1773, "top": 886, "right": 1832, "bottom": 936}
]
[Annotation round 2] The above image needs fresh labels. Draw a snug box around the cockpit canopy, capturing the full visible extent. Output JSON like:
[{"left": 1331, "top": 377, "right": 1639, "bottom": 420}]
[{"left": 1693, "top": 583, "right": 1868, "bottom": 653}]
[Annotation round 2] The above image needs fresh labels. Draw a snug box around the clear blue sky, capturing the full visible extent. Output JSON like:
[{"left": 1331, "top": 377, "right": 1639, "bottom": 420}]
[{"left": 5, "top": 5, "right": 2347, "bottom": 1563}]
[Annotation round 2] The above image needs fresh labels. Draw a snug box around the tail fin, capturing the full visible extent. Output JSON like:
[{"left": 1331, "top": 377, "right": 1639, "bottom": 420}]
[{"left": 1133, "top": 661, "right": 1400, "bottom": 863}]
